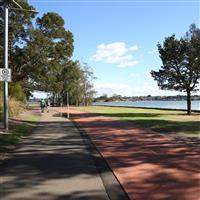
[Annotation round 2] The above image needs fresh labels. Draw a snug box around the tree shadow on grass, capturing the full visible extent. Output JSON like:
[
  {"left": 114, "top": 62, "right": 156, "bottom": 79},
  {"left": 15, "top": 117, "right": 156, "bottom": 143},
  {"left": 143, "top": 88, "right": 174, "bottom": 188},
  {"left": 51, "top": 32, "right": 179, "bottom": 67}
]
[
  {"left": 133, "top": 119, "right": 200, "bottom": 136},
  {"left": 95, "top": 112, "right": 159, "bottom": 118},
  {"left": 70, "top": 111, "right": 200, "bottom": 200},
  {"left": 0, "top": 119, "right": 38, "bottom": 153},
  {"left": 83, "top": 112, "right": 200, "bottom": 137}
]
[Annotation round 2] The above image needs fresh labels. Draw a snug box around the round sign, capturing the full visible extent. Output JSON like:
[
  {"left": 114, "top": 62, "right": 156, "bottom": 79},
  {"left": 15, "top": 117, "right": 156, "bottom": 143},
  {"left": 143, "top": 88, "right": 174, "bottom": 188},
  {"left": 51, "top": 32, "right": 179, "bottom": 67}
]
[{"left": 2, "top": 69, "right": 9, "bottom": 76}]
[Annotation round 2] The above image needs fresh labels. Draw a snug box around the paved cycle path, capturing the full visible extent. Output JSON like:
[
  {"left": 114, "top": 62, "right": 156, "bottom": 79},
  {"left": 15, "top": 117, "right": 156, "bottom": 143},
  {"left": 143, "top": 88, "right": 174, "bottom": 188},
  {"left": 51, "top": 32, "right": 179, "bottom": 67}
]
[
  {"left": 0, "top": 111, "right": 112, "bottom": 200},
  {"left": 69, "top": 107, "right": 200, "bottom": 200}
]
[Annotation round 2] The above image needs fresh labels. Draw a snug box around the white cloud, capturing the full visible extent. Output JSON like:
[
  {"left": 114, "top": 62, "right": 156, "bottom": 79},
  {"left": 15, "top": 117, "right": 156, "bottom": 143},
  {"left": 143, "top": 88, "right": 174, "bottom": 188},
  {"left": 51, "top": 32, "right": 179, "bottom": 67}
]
[
  {"left": 129, "top": 45, "right": 139, "bottom": 51},
  {"left": 92, "top": 42, "right": 139, "bottom": 68}
]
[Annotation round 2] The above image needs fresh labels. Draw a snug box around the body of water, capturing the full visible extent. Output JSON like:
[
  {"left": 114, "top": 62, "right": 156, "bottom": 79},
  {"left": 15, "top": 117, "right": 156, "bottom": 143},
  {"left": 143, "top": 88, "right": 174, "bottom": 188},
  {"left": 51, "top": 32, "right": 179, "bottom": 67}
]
[{"left": 93, "top": 100, "right": 200, "bottom": 111}]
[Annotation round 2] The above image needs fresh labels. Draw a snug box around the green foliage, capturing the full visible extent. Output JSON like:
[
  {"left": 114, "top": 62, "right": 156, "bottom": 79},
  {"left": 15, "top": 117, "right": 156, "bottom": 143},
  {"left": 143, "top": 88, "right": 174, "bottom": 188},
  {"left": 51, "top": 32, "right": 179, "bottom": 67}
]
[
  {"left": 0, "top": 83, "right": 25, "bottom": 121},
  {"left": 8, "top": 98, "right": 25, "bottom": 117},
  {"left": 108, "top": 94, "right": 124, "bottom": 102},
  {"left": 79, "top": 63, "right": 96, "bottom": 106},
  {"left": 151, "top": 24, "right": 200, "bottom": 115},
  {"left": 0, "top": 82, "right": 26, "bottom": 101},
  {"left": 95, "top": 94, "right": 108, "bottom": 102},
  {"left": 0, "top": 1, "right": 95, "bottom": 105},
  {"left": 53, "top": 61, "right": 96, "bottom": 106},
  {"left": 9, "top": 83, "right": 26, "bottom": 102},
  {"left": 0, "top": 96, "right": 2, "bottom": 121},
  {"left": 0, "top": 97, "right": 25, "bottom": 121},
  {"left": 0, "top": 0, "right": 36, "bottom": 81},
  {"left": 95, "top": 94, "right": 125, "bottom": 102}
]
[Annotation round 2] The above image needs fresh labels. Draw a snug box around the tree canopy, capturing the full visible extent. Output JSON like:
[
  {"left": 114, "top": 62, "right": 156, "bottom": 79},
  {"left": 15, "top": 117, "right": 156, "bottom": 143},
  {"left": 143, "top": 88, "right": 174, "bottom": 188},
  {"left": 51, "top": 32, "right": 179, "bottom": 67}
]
[
  {"left": 151, "top": 24, "right": 200, "bottom": 114},
  {"left": 0, "top": 1, "right": 96, "bottom": 105}
]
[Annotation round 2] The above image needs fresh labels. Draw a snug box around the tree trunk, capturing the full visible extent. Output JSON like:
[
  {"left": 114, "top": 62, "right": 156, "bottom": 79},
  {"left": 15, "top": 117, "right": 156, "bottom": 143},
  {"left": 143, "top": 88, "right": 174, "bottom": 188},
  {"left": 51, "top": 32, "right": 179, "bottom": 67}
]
[{"left": 186, "top": 90, "right": 191, "bottom": 115}]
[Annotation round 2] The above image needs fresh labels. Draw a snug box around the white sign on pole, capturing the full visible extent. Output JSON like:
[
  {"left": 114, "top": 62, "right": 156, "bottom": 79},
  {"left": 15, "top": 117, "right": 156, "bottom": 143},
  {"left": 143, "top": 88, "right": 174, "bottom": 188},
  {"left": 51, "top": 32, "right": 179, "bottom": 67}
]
[{"left": 0, "top": 68, "right": 11, "bottom": 82}]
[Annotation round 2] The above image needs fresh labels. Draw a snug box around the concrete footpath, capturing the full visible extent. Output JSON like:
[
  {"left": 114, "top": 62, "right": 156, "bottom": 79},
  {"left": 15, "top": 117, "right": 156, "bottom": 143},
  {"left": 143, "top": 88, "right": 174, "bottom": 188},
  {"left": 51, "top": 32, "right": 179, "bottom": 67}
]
[{"left": 0, "top": 110, "right": 127, "bottom": 200}]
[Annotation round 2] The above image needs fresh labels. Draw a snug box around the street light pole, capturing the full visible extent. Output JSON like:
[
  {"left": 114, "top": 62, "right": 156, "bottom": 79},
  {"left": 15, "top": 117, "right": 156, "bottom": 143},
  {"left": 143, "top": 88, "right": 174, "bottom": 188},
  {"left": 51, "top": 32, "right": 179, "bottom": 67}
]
[
  {"left": 1, "top": 0, "right": 38, "bottom": 130},
  {"left": 3, "top": 1, "right": 9, "bottom": 130}
]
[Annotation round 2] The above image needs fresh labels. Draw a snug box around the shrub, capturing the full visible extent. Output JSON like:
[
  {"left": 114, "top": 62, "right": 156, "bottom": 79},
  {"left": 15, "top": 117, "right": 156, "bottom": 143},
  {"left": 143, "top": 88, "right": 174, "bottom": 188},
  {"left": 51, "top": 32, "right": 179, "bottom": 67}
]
[
  {"left": 8, "top": 98, "right": 25, "bottom": 117},
  {"left": 0, "top": 82, "right": 26, "bottom": 121},
  {"left": 0, "top": 97, "right": 25, "bottom": 121},
  {"left": 9, "top": 83, "right": 26, "bottom": 102},
  {"left": 0, "top": 96, "right": 2, "bottom": 121}
]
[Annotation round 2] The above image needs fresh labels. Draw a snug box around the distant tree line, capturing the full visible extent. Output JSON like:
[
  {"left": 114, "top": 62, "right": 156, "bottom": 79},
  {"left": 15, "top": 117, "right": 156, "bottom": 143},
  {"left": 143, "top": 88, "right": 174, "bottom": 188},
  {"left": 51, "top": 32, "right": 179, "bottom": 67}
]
[
  {"left": 94, "top": 94, "right": 200, "bottom": 102},
  {"left": 0, "top": 0, "right": 95, "bottom": 106}
]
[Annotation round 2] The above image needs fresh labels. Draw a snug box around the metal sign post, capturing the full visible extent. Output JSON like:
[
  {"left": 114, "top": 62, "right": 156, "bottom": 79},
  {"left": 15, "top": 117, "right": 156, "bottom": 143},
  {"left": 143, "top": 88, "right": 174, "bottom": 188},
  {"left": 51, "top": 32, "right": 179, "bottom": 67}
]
[
  {"left": 3, "top": 2, "right": 9, "bottom": 130},
  {"left": 67, "top": 92, "right": 69, "bottom": 119}
]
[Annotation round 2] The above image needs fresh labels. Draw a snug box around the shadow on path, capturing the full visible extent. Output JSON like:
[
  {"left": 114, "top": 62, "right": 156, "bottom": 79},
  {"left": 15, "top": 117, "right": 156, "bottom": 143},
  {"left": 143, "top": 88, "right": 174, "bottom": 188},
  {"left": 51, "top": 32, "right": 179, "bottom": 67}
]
[
  {"left": 69, "top": 108, "right": 200, "bottom": 200},
  {"left": 1, "top": 112, "right": 123, "bottom": 200}
]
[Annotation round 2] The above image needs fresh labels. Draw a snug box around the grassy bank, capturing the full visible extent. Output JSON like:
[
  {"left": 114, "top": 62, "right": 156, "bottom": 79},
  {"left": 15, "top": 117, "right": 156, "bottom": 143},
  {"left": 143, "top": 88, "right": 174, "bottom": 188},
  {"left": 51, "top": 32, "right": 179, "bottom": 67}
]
[
  {"left": 78, "top": 106, "right": 200, "bottom": 138},
  {"left": 0, "top": 112, "right": 40, "bottom": 157}
]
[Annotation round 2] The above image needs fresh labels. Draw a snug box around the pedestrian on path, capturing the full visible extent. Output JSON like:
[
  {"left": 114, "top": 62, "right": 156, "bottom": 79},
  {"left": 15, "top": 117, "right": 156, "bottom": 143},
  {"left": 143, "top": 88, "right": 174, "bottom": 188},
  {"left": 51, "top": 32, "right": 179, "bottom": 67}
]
[
  {"left": 45, "top": 99, "right": 50, "bottom": 113},
  {"left": 40, "top": 99, "right": 46, "bottom": 113}
]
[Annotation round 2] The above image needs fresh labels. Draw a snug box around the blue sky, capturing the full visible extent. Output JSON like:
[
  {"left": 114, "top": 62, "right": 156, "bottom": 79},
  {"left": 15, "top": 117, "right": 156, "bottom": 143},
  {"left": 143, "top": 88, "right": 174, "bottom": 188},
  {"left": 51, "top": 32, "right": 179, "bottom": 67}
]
[{"left": 30, "top": 0, "right": 200, "bottom": 98}]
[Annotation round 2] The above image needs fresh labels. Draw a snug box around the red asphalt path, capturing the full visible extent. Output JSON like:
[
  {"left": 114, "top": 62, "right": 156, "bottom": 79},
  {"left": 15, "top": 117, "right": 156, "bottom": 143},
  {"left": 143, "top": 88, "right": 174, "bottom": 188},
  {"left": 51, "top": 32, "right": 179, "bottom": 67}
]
[{"left": 67, "top": 107, "right": 200, "bottom": 200}]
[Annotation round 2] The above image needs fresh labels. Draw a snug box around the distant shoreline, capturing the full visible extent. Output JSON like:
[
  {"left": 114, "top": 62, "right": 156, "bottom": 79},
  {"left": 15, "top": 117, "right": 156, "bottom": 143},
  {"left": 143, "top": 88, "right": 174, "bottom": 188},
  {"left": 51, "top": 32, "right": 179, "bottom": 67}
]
[
  {"left": 94, "top": 95, "right": 200, "bottom": 102},
  {"left": 93, "top": 100, "right": 200, "bottom": 112},
  {"left": 95, "top": 99, "right": 200, "bottom": 102},
  {"left": 93, "top": 104, "right": 200, "bottom": 113}
]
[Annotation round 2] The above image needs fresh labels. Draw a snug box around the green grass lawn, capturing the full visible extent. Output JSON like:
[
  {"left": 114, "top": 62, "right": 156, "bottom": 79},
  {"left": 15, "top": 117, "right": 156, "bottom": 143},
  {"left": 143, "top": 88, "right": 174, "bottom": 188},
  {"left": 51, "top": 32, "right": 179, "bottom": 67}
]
[
  {"left": 78, "top": 106, "right": 200, "bottom": 138},
  {"left": 0, "top": 113, "right": 40, "bottom": 156}
]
